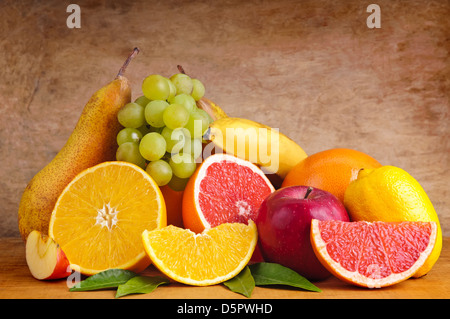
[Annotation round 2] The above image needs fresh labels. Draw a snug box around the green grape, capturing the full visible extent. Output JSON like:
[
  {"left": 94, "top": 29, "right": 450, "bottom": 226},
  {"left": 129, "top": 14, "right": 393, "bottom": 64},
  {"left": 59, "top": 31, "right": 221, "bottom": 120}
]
[
  {"left": 116, "top": 142, "right": 146, "bottom": 169},
  {"left": 168, "top": 175, "right": 190, "bottom": 191},
  {"left": 145, "top": 100, "right": 169, "bottom": 128},
  {"left": 168, "top": 93, "right": 196, "bottom": 113},
  {"left": 170, "top": 73, "right": 193, "bottom": 95},
  {"left": 137, "top": 124, "right": 163, "bottom": 136},
  {"left": 169, "top": 153, "right": 197, "bottom": 178},
  {"left": 182, "top": 138, "right": 203, "bottom": 160},
  {"left": 163, "top": 103, "right": 190, "bottom": 129},
  {"left": 148, "top": 126, "right": 164, "bottom": 133},
  {"left": 117, "top": 127, "right": 143, "bottom": 146},
  {"left": 137, "top": 124, "right": 152, "bottom": 136},
  {"left": 139, "top": 132, "right": 167, "bottom": 161},
  {"left": 117, "top": 102, "right": 145, "bottom": 128},
  {"left": 161, "top": 127, "right": 189, "bottom": 153},
  {"left": 198, "top": 108, "right": 213, "bottom": 124},
  {"left": 185, "top": 108, "right": 211, "bottom": 138},
  {"left": 167, "top": 79, "right": 177, "bottom": 101},
  {"left": 146, "top": 160, "right": 173, "bottom": 186},
  {"left": 191, "top": 79, "right": 205, "bottom": 101},
  {"left": 134, "top": 95, "right": 151, "bottom": 107},
  {"left": 142, "top": 74, "right": 170, "bottom": 100}
]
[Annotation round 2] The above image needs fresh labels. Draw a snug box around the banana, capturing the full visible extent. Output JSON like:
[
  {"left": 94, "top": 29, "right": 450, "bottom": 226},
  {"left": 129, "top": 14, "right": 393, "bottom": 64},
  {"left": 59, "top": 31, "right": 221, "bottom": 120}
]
[
  {"left": 177, "top": 65, "right": 306, "bottom": 183},
  {"left": 203, "top": 117, "right": 308, "bottom": 181},
  {"left": 196, "top": 97, "right": 228, "bottom": 120}
]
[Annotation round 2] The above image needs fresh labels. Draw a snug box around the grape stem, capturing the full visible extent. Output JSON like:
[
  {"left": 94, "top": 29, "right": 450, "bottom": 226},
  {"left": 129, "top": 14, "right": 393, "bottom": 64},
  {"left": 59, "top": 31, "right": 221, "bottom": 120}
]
[
  {"left": 117, "top": 47, "right": 140, "bottom": 78},
  {"left": 177, "top": 65, "right": 186, "bottom": 75}
]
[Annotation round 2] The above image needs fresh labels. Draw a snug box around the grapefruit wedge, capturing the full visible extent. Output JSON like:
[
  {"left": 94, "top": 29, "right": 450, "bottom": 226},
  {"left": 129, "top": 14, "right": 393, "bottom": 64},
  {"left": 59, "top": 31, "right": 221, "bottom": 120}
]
[
  {"left": 310, "top": 219, "right": 437, "bottom": 288},
  {"left": 182, "top": 153, "right": 275, "bottom": 233}
]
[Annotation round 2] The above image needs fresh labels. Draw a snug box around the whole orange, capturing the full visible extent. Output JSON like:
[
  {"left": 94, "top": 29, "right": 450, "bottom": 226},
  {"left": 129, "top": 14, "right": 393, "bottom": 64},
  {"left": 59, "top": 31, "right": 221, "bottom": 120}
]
[
  {"left": 281, "top": 148, "right": 381, "bottom": 203},
  {"left": 160, "top": 185, "right": 184, "bottom": 228}
]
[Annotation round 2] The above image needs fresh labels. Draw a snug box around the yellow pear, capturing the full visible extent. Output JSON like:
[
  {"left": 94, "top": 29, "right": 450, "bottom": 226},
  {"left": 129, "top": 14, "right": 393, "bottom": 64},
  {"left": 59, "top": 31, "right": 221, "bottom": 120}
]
[{"left": 18, "top": 48, "right": 139, "bottom": 241}]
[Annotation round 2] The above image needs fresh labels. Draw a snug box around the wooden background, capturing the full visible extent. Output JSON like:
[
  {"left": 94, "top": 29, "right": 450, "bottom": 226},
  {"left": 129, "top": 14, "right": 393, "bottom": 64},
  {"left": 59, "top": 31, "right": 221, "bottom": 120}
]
[{"left": 0, "top": 0, "right": 448, "bottom": 238}]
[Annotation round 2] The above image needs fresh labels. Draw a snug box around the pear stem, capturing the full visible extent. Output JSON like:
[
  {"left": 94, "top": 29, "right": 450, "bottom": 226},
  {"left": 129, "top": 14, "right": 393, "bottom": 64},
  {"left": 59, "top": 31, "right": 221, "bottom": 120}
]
[
  {"left": 117, "top": 47, "right": 140, "bottom": 78},
  {"left": 304, "top": 187, "right": 313, "bottom": 199}
]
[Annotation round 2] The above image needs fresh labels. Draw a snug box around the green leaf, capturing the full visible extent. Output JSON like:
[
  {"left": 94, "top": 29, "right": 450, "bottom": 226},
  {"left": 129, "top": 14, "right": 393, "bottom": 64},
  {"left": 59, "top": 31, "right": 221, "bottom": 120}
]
[
  {"left": 249, "top": 262, "right": 321, "bottom": 292},
  {"left": 223, "top": 266, "right": 255, "bottom": 298},
  {"left": 69, "top": 269, "right": 137, "bottom": 292},
  {"left": 115, "top": 275, "right": 170, "bottom": 298}
]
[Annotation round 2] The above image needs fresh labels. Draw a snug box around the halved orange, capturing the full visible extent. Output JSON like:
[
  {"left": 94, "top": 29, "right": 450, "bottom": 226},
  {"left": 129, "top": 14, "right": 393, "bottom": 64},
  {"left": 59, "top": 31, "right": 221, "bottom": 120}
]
[
  {"left": 142, "top": 221, "right": 257, "bottom": 286},
  {"left": 311, "top": 219, "right": 437, "bottom": 288},
  {"left": 49, "top": 161, "right": 166, "bottom": 276},
  {"left": 182, "top": 153, "right": 275, "bottom": 233}
]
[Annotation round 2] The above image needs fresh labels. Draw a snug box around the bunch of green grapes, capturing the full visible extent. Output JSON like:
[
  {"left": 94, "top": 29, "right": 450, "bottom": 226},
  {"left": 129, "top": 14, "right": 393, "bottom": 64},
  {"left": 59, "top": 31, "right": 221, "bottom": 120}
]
[{"left": 115, "top": 72, "right": 210, "bottom": 191}]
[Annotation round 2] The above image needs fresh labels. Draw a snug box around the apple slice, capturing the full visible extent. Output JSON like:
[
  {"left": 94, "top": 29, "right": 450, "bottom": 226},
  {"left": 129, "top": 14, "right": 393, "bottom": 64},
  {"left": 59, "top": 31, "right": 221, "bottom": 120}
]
[{"left": 26, "top": 230, "right": 71, "bottom": 280}]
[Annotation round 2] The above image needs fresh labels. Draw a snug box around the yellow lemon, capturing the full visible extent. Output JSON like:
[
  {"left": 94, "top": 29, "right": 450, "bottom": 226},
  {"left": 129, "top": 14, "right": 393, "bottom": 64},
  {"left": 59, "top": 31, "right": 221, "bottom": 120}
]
[{"left": 343, "top": 165, "right": 441, "bottom": 278}]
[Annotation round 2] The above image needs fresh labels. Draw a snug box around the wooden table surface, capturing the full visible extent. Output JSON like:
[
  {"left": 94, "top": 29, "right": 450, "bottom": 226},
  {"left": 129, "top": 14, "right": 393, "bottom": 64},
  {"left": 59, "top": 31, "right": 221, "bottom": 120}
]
[{"left": 1, "top": 237, "right": 449, "bottom": 299}]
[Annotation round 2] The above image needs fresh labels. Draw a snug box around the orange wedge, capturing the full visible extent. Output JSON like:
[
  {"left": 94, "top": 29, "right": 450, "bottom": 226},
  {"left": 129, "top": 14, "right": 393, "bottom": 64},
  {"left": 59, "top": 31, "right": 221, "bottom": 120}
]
[
  {"left": 142, "top": 221, "right": 258, "bottom": 286},
  {"left": 49, "top": 161, "right": 166, "bottom": 276}
]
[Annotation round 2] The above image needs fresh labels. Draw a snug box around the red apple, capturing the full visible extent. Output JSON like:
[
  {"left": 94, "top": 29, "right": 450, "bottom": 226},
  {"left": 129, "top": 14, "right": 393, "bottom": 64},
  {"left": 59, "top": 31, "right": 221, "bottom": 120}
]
[
  {"left": 255, "top": 185, "right": 349, "bottom": 281},
  {"left": 26, "top": 230, "right": 72, "bottom": 280},
  {"left": 250, "top": 243, "right": 265, "bottom": 263}
]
